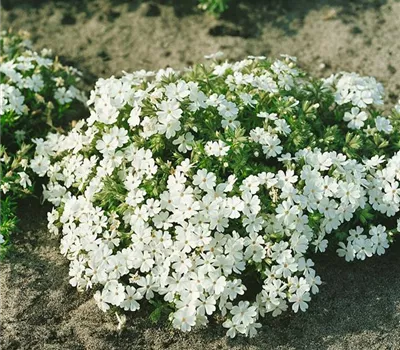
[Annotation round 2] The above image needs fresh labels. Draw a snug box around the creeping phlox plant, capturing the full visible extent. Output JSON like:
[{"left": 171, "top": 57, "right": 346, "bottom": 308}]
[
  {"left": 31, "top": 54, "right": 400, "bottom": 337},
  {"left": 0, "top": 30, "right": 85, "bottom": 255}
]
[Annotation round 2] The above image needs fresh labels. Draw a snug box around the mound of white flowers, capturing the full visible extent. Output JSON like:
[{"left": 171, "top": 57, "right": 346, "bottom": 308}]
[
  {"left": 31, "top": 54, "right": 400, "bottom": 337},
  {"left": 0, "top": 30, "right": 85, "bottom": 255}
]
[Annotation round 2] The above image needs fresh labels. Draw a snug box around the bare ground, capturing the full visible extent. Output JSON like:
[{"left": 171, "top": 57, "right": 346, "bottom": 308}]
[{"left": 1, "top": 1, "right": 400, "bottom": 349}]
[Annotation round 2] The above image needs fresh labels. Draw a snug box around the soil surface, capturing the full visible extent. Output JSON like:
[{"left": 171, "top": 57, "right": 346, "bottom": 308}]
[{"left": 1, "top": 1, "right": 400, "bottom": 349}]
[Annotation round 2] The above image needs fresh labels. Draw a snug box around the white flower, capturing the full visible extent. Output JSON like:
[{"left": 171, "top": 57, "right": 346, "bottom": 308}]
[
  {"left": 24, "top": 74, "right": 44, "bottom": 92},
  {"left": 172, "top": 307, "right": 197, "bottom": 332},
  {"left": 276, "top": 256, "right": 298, "bottom": 278},
  {"left": 128, "top": 104, "right": 141, "bottom": 127},
  {"left": 276, "top": 201, "right": 300, "bottom": 227},
  {"left": 231, "top": 301, "right": 257, "bottom": 326},
  {"left": 96, "top": 133, "right": 119, "bottom": 154},
  {"left": 158, "top": 115, "right": 181, "bottom": 139},
  {"left": 226, "top": 196, "right": 244, "bottom": 219},
  {"left": 197, "top": 295, "right": 216, "bottom": 316},
  {"left": 172, "top": 132, "right": 194, "bottom": 153},
  {"left": 274, "top": 119, "right": 291, "bottom": 136},
  {"left": 289, "top": 290, "right": 311, "bottom": 312},
  {"left": 343, "top": 107, "right": 368, "bottom": 129},
  {"left": 165, "top": 81, "right": 190, "bottom": 101},
  {"left": 30, "top": 154, "right": 50, "bottom": 177},
  {"left": 103, "top": 280, "right": 126, "bottom": 306},
  {"left": 121, "top": 286, "right": 142, "bottom": 311},
  {"left": 337, "top": 182, "right": 361, "bottom": 206},
  {"left": 55, "top": 87, "right": 73, "bottom": 104},
  {"left": 18, "top": 172, "right": 32, "bottom": 188},
  {"left": 94, "top": 290, "right": 110, "bottom": 312},
  {"left": 193, "top": 169, "right": 216, "bottom": 191},
  {"left": 353, "top": 238, "right": 374, "bottom": 260},
  {"left": 375, "top": 116, "right": 393, "bottom": 134},
  {"left": 218, "top": 101, "right": 238, "bottom": 119},
  {"left": 262, "top": 134, "right": 282, "bottom": 158},
  {"left": 157, "top": 99, "right": 182, "bottom": 121}
]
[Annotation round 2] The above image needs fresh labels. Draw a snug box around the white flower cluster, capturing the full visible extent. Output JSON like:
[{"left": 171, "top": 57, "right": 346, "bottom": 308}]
[
  {"left": 0, "top": 31, "right": 86, "bottom": 254},
  {"left": 0, "top": 31, "right": 85, "bottom": 191},
  {"left": 0, "top": 146, "right": 31, "bottom": 195},
  {"left": 31, "top": 56, "right": 400, "bottom": 337},
  {"left": 325, "top": 72, "right": 384, "bottom": 108},
  {"left": 0, "top": 53, "right": 85, "bottom": 117},
  {"left": 323, "top": 72, "right": 394, "bottom": 133}
]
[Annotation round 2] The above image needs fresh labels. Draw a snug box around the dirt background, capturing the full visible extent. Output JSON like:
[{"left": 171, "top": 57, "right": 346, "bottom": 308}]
[{"left": 1, "top": 0, "right": 400, "bottom": 349}]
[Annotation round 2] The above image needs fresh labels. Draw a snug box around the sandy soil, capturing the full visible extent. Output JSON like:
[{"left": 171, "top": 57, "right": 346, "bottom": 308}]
[
  {"left": 1, "top": 1, "right": 400, "bottom": 349},
  {"left": 2, "top": 0, "right": 400, "bottom": 101}
]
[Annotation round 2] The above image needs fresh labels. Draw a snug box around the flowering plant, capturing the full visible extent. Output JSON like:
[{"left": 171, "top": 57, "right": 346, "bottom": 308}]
[
  {"left": 0, "top": 30, "right": 85, "bottom": 255},
  {"left": 31, "top": 54, "right": 400, "bottom": 337}
]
